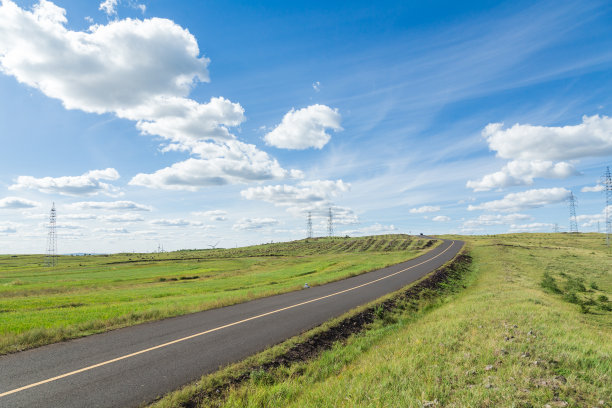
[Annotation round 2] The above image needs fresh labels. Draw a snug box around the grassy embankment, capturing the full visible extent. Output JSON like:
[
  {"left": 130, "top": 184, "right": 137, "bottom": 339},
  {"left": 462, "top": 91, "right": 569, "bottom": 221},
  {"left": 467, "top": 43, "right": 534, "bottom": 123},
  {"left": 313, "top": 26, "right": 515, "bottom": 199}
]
[
  {"left": 153, "top": 233, "right": 610, "bottom": 408},
  {"left": 0, "top": 235, "right": 435, "bottom": 355}
]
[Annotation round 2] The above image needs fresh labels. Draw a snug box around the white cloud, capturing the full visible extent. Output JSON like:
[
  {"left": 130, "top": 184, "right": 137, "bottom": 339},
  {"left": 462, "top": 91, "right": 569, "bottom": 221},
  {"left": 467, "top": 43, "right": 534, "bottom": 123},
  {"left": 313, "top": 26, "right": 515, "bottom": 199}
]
[
  {"left": 241, "top": 180, "right": 350, "bottom": 207},
  {"left": 432, "top": 215, "right": 450, "bottom": 222},
  {"left": 462, "top": 213, "right": 531, "bottom": 228},
  {"left": 68, "top": 200, "right": 152, "bottom": 211},
  {"left": 10, "top": 168, "right": 121, "bottom": 196},
  {"left": 576, "top": 206, "right": 611, "bottom": 228},
  {"left": 312, "top": 81, "right": 321, "bottom": 92},
  {"left": 130, "top": 140, "right": 301, "bottom": 190},
  {"left": 469, "top": 115, "right": 612, "bottom": 190},
  {"left": 0, "top": 2, "right": 209, "bottom": 114},
  {"left": 341, "top": 223, "right": 398, "bottom": 236},
  {"left": 264, "top": 104, "right": 342, "bottom": 149},
  {"left": 64, "top": 213, "right": 98, "bottom": 220},
  {"left": 192, "top": 210, "right": 228, "bottom": 221},
  {"left": 0, "top": 222, "right": 19, "bottom": 233},
  {"left": 232, "top": 218, "right": 278, "bottom": 231},
  {"left": 240, "top": 180, "right": 356, "bottom": 224},
  {"left": 468, "top": 187, "right": 570, "bottom": 212},
  {"left": 94, "top": 227, "right": 129, "bottom": 234},
  {"left": 99, "top": 0, "right": 118, "bottom": 16},
  {"left": 581, "top": 184, "right": 605, "bottom": 193},
  {"left": 409, "top": 205, "right": 440, "bottom": 214},
  {"left": 150, "top": 218, "right": 203, "bottom": 227},
  {"left": 467, "top": 160, "right": 576, "bottom": 191},
  {"left": 0, "top": 196, "right": 40, "bottom": 209},
  {"left": 101, "top": 214, "right": 145, "bottom": 222},
  {"left": 0, "top": 1, "right": 300, "bottom": 190},
  {"left": 484, "top": 115, "right": 612, "bottom": 162},
  {"left": 508, "top": 222, "right": 553, "bottom": 232}
]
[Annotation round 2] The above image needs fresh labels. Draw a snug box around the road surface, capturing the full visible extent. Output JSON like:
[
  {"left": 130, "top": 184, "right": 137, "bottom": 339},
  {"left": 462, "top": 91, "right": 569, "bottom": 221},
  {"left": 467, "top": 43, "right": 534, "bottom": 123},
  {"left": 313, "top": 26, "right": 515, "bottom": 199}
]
[{"left": 0, "top": 239, "right": 462, "bottom": 408}]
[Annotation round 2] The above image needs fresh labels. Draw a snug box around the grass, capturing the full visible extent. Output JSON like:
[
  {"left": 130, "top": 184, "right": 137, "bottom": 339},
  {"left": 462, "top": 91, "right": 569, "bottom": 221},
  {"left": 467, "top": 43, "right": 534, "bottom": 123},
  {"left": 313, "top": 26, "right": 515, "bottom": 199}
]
[
  {"left": 0, "top": 235, "right": 436, "bottom": 355},
  {"left": 153, "top": 233, "right": 610, "bottom": 407}
]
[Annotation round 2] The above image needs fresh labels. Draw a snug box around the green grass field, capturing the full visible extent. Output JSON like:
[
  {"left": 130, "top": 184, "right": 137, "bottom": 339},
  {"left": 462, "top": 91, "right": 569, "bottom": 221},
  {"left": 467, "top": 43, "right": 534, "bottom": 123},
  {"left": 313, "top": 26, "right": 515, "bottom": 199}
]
[
  {"left": 158, "top": 233, "right": 610, "bottom": 408},
  {"left": 0, "top": 235, "right": 435, "bottom": 355}
]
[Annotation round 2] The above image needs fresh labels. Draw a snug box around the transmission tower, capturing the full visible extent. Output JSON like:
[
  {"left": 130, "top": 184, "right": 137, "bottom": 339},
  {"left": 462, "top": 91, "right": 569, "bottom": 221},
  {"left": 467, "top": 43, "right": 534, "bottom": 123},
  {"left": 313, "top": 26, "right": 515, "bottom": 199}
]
[
  {"left": 45, "top": 202, "right": 57, "bottom": 267},
  {"left": 568, "top": 191, "right": 578, "bottom": 234},
  {"left": 553, "top": 223, "right": 559, "bottom": 233},
  {"left": 604, "top": 166, "right": 612, "bottom": 246},
  {"left": 306, "top": 211, "right": 313, "bottom": 238},
  {"left": 327, "top": 207, "right": 334, "bottom": 237}
]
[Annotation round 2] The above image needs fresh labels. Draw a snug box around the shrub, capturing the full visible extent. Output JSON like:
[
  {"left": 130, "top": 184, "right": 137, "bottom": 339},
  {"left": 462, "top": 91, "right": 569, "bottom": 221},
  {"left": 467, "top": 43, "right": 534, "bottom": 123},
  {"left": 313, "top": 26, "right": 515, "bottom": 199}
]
[{"left": 541, "top": 272, "right": 561, "bottom": 294}]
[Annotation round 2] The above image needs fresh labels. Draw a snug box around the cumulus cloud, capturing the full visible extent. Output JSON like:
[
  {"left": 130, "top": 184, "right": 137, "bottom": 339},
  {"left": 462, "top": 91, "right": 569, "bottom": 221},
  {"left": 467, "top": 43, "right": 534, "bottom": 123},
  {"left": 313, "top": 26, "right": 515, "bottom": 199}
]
[
  {"left": 576, "top": 206, "right": 611, "bottom": 228},
  {"left": 462, "top": 213, "right": 531, "bottom": 228},
  {"left": 409, "top": 205, "right": 440, "bottom": 214},
  {"left": 99, "top": 0, "right": 118, "bottom": 15},
  {"left": 467, "top": 160, "right": 576, "bottom": 191},
  {"left": 341, "top": 223, "right": 398, "bottom": 236},
  {"left": 10, "top": 168, "right": 121, "bottom": 196},
  {"left": 192, "top": 210, "right": 227, "bottom": 221},
  {"left": 468, "top": 115, "right": 612, "bottom": 191},
  {"left": 0, "top": 222, "right": 19, "bottom": 233},
  {"left": 508, "top": 222, "right": 554, "bottom": 232},
  {"left": 432, "top": 215, "right": 450, "bottom": 222},
  {"left": 0, "top": 2, "right": 209, "bottom": 113},
  {"left": 68, "top": 200, "right": 152, "bottom": 211},
  {"left": 241, "top": 180, "right": 356, "bottom": 223},
  {"left": 101, "top": 214, "right": 145, "bottom": 222},
  {"left": 241, "top": 180, "right": 350, "bottom": 207},
  {"left": 232, "top": 218, "right": 278, "bottom": 231},
  {"left": 150, "top": 218, "right": 203, "bottom": 227},
  {"left": 264, "top": 104, "right": 342, "bottom": 149},
  {"left": 468, "top": 187, "right": 570, "bottom": 212},
  {"left": 0, "top": 196, "right": 40, "bottom": 209},
  {"left": 581, "top": 184, "right": 605, "bottom": 193},
  {"left": 0, "top": 1, "right": 299, "bottom": 189},
  {"left": 130, "top": 140, "right": 301, "bottom": 190}
]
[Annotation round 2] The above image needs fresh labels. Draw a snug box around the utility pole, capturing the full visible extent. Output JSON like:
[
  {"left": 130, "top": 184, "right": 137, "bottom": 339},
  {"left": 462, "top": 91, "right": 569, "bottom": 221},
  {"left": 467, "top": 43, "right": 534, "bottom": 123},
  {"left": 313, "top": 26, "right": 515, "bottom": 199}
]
[
  {"left": 45, "top": 202, "right": 57, "bottom": 267},
  {"left": 568, "top": 191, "right": 578, "bottom": 234},
  {"left": 306, "top": 211, "right": 313, "bottom": 239},
  {"left": 604, "top": 166, "right": 612, "bottom": 247},
  {"left": 327, "top": 207, "right": 334, "bottom": 238}
]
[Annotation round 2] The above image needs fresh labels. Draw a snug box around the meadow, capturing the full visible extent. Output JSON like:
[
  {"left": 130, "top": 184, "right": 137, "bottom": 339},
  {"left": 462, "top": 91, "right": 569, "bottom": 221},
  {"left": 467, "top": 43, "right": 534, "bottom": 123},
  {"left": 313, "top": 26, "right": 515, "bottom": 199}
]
[
  {"left": 0, "top": 235, "right": 435, "bottom": 355},
  {"left": 152, "top": 233, "right": 611, "bottom": 408}
]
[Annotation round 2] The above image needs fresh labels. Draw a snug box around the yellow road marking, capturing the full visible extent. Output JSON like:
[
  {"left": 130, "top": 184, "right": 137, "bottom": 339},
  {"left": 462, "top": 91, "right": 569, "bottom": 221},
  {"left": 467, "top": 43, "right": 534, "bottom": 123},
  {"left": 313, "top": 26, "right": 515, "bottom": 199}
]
[{"left": 0, "top": 241, "right": 457, "bottom": 398}]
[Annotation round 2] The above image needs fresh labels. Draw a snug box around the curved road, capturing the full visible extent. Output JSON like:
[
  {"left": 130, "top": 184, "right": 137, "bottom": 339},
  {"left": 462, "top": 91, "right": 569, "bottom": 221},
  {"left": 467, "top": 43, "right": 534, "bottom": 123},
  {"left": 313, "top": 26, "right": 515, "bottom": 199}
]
[{"left": 0, "top": 239, "right": 462, "bottom": 408}]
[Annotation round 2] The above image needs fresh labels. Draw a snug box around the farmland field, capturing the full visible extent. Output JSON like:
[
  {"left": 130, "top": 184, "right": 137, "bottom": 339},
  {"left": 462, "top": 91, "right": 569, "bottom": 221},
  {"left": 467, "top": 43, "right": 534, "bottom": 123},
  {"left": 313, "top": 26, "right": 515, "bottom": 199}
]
[
  {"left": 152, "top": 233, "right": 611, "bottom": 408},
  {"left": 0, "top": 235, "right": 437, "bottom": 355}
]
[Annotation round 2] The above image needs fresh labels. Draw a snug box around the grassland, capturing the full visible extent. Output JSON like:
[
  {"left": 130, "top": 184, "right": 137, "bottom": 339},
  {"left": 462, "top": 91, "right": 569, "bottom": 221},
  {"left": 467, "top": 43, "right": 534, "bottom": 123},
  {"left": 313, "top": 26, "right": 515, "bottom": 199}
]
[
  {"left": 155, "top": 233, "right": 610, "bottom": 408},
  {"left": 0, "top": 235, "right": 435, "bottom": 355}
]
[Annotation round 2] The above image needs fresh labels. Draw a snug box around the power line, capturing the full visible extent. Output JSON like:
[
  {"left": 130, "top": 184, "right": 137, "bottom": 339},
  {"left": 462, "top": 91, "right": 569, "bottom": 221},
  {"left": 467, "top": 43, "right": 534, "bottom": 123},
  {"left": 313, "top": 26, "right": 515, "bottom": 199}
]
[
  {"left": 306, "top": 211, "right": 313, "bottom": 239},
  {"left": 327, "top": 207, "right": 334, "bottom": 238},
  {"left": 568, "top": 191, "right": 578, "bottom": 234},
  {"left": 45, "top": 202, "right": 57, "bottom": 267}
]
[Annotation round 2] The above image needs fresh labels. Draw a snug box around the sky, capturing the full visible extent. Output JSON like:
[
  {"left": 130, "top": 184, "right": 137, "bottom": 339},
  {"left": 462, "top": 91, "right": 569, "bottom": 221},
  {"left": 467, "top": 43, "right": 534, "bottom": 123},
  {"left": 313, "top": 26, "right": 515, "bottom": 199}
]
[{"left": 0, "top": 0, "right": 611, "bottom": 254}]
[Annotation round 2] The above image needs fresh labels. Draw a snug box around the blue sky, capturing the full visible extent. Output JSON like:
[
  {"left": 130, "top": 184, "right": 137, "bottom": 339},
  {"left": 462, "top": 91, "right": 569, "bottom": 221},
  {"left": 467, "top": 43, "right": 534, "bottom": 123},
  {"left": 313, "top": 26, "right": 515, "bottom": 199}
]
[{"left": 0, "top": 0, "right": 611, "bottom": 253}]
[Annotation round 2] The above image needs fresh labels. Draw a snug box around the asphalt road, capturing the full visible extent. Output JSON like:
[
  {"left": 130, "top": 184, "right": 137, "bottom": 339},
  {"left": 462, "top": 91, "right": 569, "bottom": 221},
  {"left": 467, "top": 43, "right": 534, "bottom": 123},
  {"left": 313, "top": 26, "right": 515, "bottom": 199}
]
[{"left": 0, "top": 239, "right": 462, "bottom": 408}]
